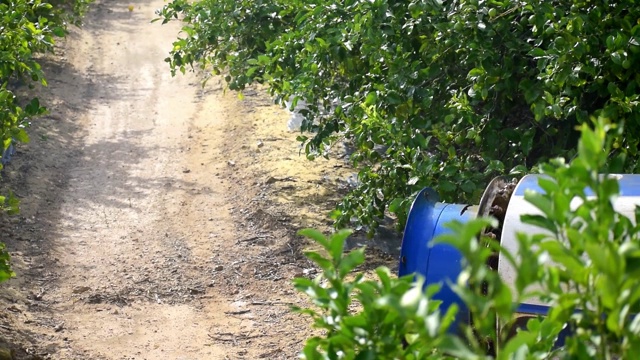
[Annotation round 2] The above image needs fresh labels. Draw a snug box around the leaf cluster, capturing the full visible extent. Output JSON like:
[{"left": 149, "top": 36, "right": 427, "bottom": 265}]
[
  {"left": 158, "top": 0, "right": 640, "bottom": 236},
  {"left": 294, "top": 228, "right": 459, "bottom": 359}
]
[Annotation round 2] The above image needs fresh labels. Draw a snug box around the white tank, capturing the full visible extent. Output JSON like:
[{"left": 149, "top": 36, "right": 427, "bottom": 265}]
[{"left": 498, "top": 174, "right": 640, "bottom": 313}]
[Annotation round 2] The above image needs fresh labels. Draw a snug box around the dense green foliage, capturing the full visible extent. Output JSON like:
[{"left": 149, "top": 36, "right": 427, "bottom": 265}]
[
  {"left": 1, "top": 0, "right": 91, "bottom": 174},
  {"left": 0, "top": 0, "right": 92, "bottom": 282},
  {"left": 295, "top": 119, "right": 640, "bottom": 359},
  {"left": 158, "top": 0, "right": 640, "bottom": 234}
]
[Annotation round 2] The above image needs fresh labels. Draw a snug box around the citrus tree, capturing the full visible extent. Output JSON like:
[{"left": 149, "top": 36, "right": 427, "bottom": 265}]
[
  {"left": 157, "top": 0, "right": 640, "bottom": 236},
  {"left": 0, "top": 0, "right": 92, "bottom": 282}
]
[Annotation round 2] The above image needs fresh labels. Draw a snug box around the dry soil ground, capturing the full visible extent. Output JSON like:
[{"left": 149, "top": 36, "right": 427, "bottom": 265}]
[{"left": 0, "top": 0, "right": 400, "bottom": 359}]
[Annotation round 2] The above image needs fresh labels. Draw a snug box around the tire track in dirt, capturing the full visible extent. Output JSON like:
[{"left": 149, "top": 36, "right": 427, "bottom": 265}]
[{"left": 38, "top": 1, "right": 238, "bottom": 358}]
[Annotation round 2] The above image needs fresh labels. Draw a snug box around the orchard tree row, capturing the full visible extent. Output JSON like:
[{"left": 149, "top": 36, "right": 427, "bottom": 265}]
[
  {"left": 0, "top": 0, "right": 91, "bottom": 281},
  {"left": 157, "top": 0, "right": 640, "bottom": 235}
]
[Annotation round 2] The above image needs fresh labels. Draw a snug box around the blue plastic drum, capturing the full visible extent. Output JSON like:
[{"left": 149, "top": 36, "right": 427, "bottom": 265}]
[{"left": 398, "top": 188, "right": 475, "bottom": 331}]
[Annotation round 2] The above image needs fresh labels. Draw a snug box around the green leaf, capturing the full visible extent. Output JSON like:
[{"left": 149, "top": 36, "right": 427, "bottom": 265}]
[
  {"left": 509, "top": 165, "right": 528, "bottom": 176},
  {"left": 436, "top": 218, "right": 498, "bottom": 249},
  {"left": 536, "top": 176, "right": 559, "bottom": 195},
  {"left": 493, "top": 282, "right": 514, "bottom": 313},
  {"left": 246, "top": 66, "right": 259, "bottom": 77},
  {"left": 439, "top": 180, "right": 456, "bottom": 193},
  {"left": 520, "top": 214, "right": 557, "bottom": 235},
  {"left": 52, "top": 27, "right": 66, "bottom": 37},
  {"left": 501, "top": 326, "right": 537, "bottom": 358},
  {"left": 365, "top": 92, "right": 377, "bottom": 106},
  {"left": 520, "top": 129, "right": 535, "bottom": 155},
  {"left": 0, "top": 242, "right": 14, "bottom": 282},
  {"left": 447, "top": 146, "right": 456, "bottom": 158},
  {"left": 257, "top": 55, "right": 271, "bottom": 64},
  {"left": 13, "top": 128, "right": 29, "bottom": 143},
  {"left": 338, "top": 248, "right": 365, "bottom": 276},
  {"left": 329, "top": 229, "right": 353, "bottom": 262},
  {"left": 532, "top": 101, "right": 545, "bottom": 121},
  {"left": 388, "top": 198, "right": 403, "bottom": 213},
  {"left": 299, "top": 228, "right": 330, "bottom": 249},
  {"left": 438, "top": 335, "right": 480, "bottom": 359},
  {"left": 315, "top": 37, "right": 327, "bottom": 48},
  {"left": 528, "top": 48, "right": 546, "bottom": 58},
  {"left": 304, "top": 251, "right": 333, "bottom": 270},
  {"left": 539, "top": 240, "right": 585, "bottom": 276},
  {"left": 587, "top": 241, "right": 620, "bottom": 280},
  {"left": 460, "top": 180, "right": 475, "bottom": 193},
  {"left": 523, "top": 190, "right": 554, "bottom": 218}
]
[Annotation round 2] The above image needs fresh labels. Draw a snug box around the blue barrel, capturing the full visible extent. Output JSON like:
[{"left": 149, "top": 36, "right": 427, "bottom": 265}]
[{"left": 399, "top": 188, "right": 475, "bottom": 331}]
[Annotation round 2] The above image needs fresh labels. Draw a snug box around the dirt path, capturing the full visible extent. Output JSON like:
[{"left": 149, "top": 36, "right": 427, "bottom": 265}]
[{"left": 0, "top": 1, "right": 400, "bottom": 359}]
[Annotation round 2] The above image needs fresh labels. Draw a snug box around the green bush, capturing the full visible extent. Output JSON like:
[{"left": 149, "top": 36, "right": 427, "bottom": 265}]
[
  {"left": 157, "top": 0, "right": 640, "bottom": 235},
  {"left": 294, "top": 118, "right": 640, "bottom": 359},
  {"left": 0, "top": 0, "right": 91, "bottom": 157},
  {"left": 0, "top": 0, "right": 92, "bottom": 282}
]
